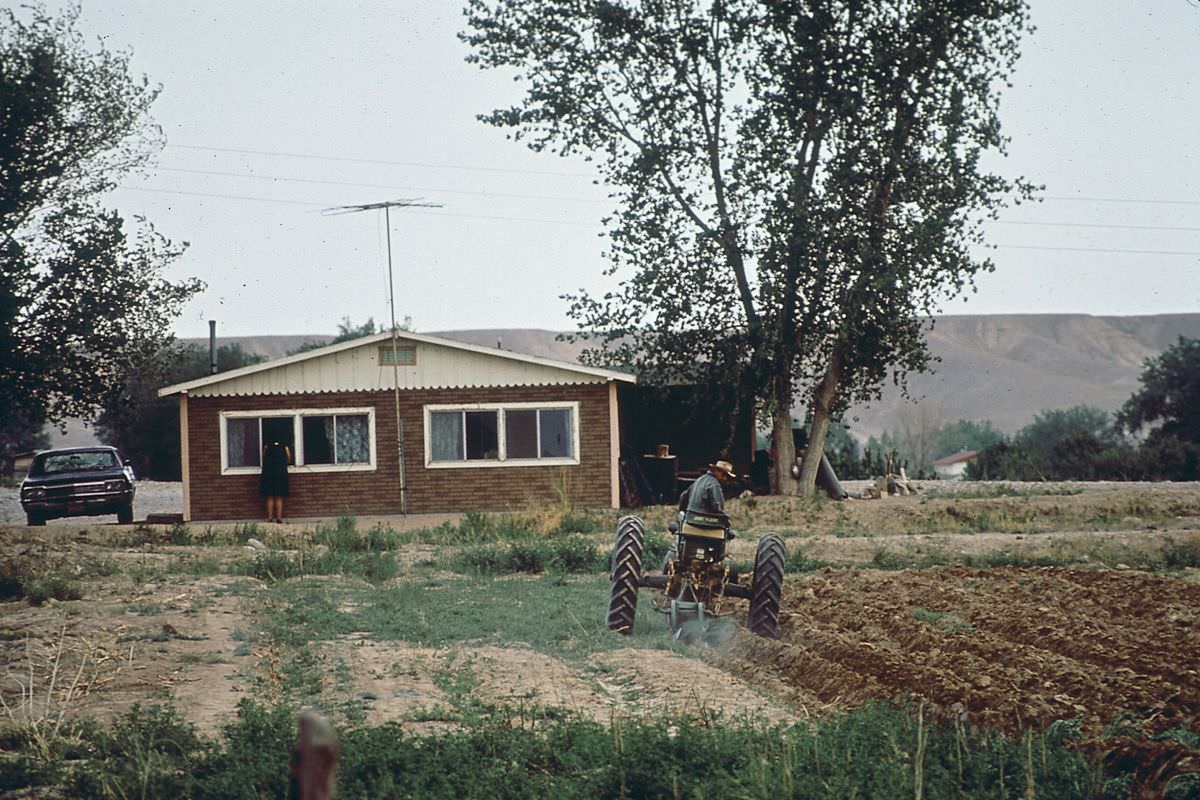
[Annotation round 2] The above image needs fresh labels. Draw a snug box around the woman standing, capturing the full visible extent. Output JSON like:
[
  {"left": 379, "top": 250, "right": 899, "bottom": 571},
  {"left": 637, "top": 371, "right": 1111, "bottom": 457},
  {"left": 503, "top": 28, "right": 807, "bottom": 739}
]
[{"left": 260, "top": 439, "right": 291, "bottom": 523}]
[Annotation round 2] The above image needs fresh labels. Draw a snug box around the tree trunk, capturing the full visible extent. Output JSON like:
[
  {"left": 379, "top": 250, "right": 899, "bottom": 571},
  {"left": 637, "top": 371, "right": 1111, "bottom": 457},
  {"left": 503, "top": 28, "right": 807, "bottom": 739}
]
[
  {"left": 798, "top": 349, "right": 842, "bottom": 496},
  {"left": 769, "top": 406, "right": 800, "bottom": 495}
]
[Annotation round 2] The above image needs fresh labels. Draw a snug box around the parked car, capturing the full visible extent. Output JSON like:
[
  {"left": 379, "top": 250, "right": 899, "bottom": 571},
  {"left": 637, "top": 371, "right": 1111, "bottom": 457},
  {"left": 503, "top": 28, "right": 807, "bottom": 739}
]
[{"left": 19, "top": 446, "right": 136, "bottom": 526}]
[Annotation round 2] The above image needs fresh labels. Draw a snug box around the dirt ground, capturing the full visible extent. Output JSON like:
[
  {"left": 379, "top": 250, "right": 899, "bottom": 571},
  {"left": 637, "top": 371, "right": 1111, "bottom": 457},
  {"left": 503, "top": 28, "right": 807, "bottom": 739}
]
[
  {"left": 2, "top": 482, "right": 1199, "bottom": 743},
  {"left": 725, "top": 565, "right": 1200, "bottom": 737}
]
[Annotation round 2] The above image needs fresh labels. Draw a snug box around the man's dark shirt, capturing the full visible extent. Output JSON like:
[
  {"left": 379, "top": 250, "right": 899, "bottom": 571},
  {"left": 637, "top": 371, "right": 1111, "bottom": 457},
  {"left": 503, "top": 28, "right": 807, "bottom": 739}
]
[{"left": 679, "top": 470, "right": 725, "bottom": 515}]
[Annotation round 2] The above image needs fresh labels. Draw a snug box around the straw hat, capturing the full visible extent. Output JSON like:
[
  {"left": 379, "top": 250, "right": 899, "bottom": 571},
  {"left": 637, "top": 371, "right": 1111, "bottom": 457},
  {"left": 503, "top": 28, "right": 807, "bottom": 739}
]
[{"left": 709, "top": 459, "right": 736, "bottom": 477}]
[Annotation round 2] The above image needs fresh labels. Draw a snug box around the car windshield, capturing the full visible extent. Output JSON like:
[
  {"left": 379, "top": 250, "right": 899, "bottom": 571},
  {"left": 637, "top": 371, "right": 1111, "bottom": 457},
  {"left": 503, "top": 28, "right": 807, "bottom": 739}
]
[{"left": 31, "top": 451, "right": 119, "bottom": 476}]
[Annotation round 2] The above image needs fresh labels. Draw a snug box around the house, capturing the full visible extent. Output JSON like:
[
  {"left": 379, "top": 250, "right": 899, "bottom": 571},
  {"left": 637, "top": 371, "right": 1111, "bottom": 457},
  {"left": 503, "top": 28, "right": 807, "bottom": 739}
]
[
  {"left": 1, "top": 450, "right": 37, "bottom": 484},
  {"left": 157, "top": 331, "right": 638, "bottom": 521},
  {"left": 931, "top": 450, "right": 978, "bottom": 480}
]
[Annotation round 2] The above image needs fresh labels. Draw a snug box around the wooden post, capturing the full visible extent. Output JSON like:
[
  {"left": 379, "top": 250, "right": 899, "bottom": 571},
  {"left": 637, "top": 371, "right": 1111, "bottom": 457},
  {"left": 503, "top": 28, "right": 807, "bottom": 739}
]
[{"left": 289, "top": 709, "right": 339, "bottom": 800}]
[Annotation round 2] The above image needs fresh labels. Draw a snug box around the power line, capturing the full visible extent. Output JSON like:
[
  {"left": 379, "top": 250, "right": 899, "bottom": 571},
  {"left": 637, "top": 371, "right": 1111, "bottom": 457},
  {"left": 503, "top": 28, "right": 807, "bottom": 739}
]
[
  {"left": 166, "top": 143, "right": 594, "bottom": 178},
  {"left": 118, "top": 187, "right": 1200, "bottom": 246},
  {"left": 153, "top": 166, "right": 608, "bottom": 204},
  {"left": 988, "top": 244, "right": 1200, "bottom": 256},
  {"left": 119, "top": 185, "right": 601, "bottom": 226},
  {"left": 1041, "top": 195, "right": 1200, "bottom": 207},
  {"left": 994, "top": 220, "right": 1200, "bottom": 233}
]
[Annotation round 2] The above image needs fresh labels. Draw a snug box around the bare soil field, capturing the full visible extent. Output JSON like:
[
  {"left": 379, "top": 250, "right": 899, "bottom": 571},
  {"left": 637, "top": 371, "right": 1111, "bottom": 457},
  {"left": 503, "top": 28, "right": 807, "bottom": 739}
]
[{"left": 2, "top": 482, "right": 1199, "bottom": 769}]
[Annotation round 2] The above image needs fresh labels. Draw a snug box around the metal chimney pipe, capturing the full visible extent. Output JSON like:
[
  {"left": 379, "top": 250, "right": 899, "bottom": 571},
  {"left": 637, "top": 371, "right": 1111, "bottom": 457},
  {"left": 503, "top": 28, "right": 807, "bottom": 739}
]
[{"left": 209, "top": 320, "right": 217, "bottom": 374}]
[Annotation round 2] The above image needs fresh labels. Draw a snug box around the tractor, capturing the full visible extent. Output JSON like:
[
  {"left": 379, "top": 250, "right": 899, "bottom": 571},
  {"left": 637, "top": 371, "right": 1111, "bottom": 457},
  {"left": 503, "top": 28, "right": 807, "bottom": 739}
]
[{"left": 606, "top": 509, "right": 786, "bottom": 640}]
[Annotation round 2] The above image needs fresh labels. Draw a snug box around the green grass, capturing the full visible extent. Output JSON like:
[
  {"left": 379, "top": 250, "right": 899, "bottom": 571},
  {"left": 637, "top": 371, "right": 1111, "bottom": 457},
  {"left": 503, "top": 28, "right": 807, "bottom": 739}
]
[
  {"left": 3, "top": 699, "right": 1158, "bottom": 800},
  {"left": 448, "top": 536, "right": 604, "bottom": 575},
  {"left": 256, "top": 573, "right": 682, "bottom": 660},
  {"left": 860, "top": 534, "right": 1200, "bottom": 573}
]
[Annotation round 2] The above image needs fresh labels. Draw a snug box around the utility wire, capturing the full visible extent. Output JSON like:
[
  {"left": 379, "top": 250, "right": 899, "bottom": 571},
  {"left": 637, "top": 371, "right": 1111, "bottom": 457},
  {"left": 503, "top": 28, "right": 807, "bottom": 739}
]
[
  {"left": 166, "top": 143, "right": 594, "bottom": 178},
  {"left": 149, "top": 168, "right": 1200, "bottom": 225},
  {"left": 1042, "top": 195, "right": 1200, "bottom": 207},
  {"left": 119, "top": 185, "right": 601, "bottom": 226},
  {"left": 987, "top": 244, "right": 1200, "bottom": 256},
  {"left": 153, "top": 166, "right": 608, "bottom": 204},
  {"left": 165, "top": 144, "right": 1198, "bottom": 205},
  {"left": 993, "top": 220, "right": 1200, "bottom": 233},
  {"left": 120, "top": 187, "right": 1200, "bottom": 246}
]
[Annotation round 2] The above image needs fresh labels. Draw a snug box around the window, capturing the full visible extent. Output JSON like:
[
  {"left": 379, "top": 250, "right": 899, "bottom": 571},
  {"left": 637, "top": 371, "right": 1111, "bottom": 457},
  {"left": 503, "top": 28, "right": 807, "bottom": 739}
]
[
  {"left": 425, "top": 403, "right": 579, "bottom": 467},
  {"left": 220, "top": 408, "right": 375, "bottom": 474},
  {"left": 301, "top": 414, "right": 370, "bottom": 465}
]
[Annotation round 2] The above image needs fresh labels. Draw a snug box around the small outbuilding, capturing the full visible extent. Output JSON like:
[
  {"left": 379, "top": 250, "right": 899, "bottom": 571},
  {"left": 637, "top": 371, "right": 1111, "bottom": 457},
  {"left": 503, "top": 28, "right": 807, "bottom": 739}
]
[
  {"left": 931, "top": 450, "right": 978, "bottom": 480},
  {"left": 158, "top": 331, "right": 637, "bottom": 521}
]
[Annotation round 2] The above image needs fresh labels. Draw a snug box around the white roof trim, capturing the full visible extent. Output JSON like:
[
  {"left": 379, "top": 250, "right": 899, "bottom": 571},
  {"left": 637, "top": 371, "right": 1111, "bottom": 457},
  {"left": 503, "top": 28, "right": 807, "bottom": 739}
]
[{"left": 157, "top": 330, "right": 635, "bottom": 397}]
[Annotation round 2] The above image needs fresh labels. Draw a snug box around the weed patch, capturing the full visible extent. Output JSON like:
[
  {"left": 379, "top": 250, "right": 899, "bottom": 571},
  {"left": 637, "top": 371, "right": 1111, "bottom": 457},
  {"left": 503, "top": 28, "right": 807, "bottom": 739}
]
[
  {"left": 230, "top": 547, "right": 400, "bottom": 584},
  {"left": 0, "top": 558, "right": 81, "bottom": 604},
  {"left": 450, "top": 536, "right": 603, "bottom": 575},
  {"left": 4, "top": 700, "right": 1132, "bottom": 799}
]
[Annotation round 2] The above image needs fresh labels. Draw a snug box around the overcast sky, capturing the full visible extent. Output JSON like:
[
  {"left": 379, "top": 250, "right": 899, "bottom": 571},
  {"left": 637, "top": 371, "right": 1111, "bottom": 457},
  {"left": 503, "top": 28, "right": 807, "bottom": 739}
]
[{"left": 60, "top": 0, "right": 1200, "bottom": 338}]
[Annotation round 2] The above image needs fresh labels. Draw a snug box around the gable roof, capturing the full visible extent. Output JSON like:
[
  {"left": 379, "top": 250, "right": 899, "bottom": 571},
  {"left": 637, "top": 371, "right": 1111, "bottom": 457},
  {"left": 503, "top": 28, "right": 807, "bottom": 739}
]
[
  {"left": 158, "top": 330, "right": 635, "bottom": 398},
  {"left": 931, "top": 450, "right": 978, "bottom": 467}
]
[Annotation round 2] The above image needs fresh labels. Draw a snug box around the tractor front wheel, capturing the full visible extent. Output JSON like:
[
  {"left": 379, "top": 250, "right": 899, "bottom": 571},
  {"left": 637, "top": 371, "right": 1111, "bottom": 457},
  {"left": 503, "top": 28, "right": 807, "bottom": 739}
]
[
  {"left": 606, "top": 515, "right": 645, "bottom": 635},
  {"left": 748, "top": 533, "right": 786, "bottom": 639}
]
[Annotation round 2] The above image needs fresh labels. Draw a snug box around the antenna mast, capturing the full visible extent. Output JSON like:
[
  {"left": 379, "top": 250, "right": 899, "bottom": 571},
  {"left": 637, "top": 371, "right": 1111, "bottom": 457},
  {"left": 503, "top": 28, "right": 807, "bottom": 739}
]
[{"left": 323, "top": 198, "right": 441, "bottom": 515}]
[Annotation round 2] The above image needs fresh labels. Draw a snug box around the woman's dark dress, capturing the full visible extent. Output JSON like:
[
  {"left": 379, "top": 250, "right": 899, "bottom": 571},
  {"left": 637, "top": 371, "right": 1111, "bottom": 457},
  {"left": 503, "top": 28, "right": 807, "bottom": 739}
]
[{"left": 260, "top": 442, "right": 289, "bottom": 498}]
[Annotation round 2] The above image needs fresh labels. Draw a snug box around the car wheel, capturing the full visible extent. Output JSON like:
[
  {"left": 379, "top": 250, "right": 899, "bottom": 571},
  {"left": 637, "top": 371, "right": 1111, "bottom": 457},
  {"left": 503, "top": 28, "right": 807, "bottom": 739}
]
[
  {"left": 117, "top": 503, "right": 134, "bottom": 525},
  {"left": 26, "top": 511, "right": 45, "bottom": 526}
]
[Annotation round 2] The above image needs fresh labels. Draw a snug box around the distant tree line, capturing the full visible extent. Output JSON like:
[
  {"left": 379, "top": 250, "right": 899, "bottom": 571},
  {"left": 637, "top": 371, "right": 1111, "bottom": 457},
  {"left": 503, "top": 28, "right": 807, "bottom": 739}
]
[
  {"left": 823, "top": 418, "right": 1004, "bottom": 481},
  {"left": 968, "top": 338, "right": 1200, "bottom": 481},
  {"left": 823, "top": 337, "right": 1200, "bottom": 482}
]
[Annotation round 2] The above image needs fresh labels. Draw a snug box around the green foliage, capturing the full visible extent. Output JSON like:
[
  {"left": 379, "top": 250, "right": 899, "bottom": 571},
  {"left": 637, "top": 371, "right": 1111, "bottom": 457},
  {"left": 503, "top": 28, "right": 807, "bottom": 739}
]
[
  {"left": 21, "top": 700, "right": 1120, "bottom": 799},
  {"left": 1118, "top": 336, "right": 1200, "bottom": 445},
  {"left": 785, "top": 545, "right": 831, "bottom": 573},
  {"left": 286, "top": 316, "right": 385, "bottom": 355},
  {"left": 965, "top": 402, "right": 1200, "bottom": 481},
  {"left": 94, "top": 342, "right": 264, "bottom": 480},
  {"left": 932, "top": 419, "right": 1006, "bottom": 458},
  {"left": 233, "top": 548, "right": 400, "bottom": 585},
  {"left": 311, "top": 515, "right": 401, "bottom": 552},
  {"left": 1016, "top": 406, "right": 1120, "bottom": 461},
  {"left": 0, "top": 4, "right": 202, "bottom": 441},
  {"left": 451, "top": 536, "right": 603, "bottom": 575},
  {"left": 857, "top": 418, "right": 1006, "bottom": 479},
  {"left": 67, "top": 704, "right": 204, "bottom": 798}
]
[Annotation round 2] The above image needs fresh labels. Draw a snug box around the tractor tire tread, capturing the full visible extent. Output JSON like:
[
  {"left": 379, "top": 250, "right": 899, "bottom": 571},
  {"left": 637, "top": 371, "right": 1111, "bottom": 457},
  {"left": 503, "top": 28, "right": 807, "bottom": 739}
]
[
  {"left": 748, "top": 533, "right": 786, "bottom": 639},
  {"left": 606, "top": 515, "right": 645, "bottom": 635}
]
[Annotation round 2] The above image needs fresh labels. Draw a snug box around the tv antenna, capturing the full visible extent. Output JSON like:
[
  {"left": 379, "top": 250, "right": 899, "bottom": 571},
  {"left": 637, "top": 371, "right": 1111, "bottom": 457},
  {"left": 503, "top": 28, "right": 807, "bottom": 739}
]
[{"left": 323, "top": 198, "right": 442, "bottom": 515}]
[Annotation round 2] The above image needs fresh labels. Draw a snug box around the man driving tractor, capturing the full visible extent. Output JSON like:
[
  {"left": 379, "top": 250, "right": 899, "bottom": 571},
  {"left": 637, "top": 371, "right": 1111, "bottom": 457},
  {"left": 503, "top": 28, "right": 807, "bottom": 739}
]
[
  {"left": 678, "top": 458, "right": 737, "bottom": 535},
  {"left": 608, "top": 455, "right": 785, "bottom": 639}
]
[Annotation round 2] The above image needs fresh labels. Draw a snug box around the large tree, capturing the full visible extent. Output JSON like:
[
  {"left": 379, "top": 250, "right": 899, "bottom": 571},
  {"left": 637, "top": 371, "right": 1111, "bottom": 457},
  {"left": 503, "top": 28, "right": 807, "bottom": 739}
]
[
  {"left": 463, "top": 0, "right": 1032, "bottom": 493},
  {"left": 1117, "top": 337, "right": 1200, "bottom": 447},
  {"left": 94, "top": 343, "right": 263, "bottom": 480},
  {"left": 0, "top": 4, "right": 202, "bottom": 453}
]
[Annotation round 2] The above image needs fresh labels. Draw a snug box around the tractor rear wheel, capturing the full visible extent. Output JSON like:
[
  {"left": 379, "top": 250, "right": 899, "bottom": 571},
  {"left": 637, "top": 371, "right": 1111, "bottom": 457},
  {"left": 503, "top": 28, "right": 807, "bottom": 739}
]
[
  {"left": 606, "top": 515, "right": 645, "bottom": 635},
  {"left": 748, "top": 533, "right": 786, "bottom": 639}
]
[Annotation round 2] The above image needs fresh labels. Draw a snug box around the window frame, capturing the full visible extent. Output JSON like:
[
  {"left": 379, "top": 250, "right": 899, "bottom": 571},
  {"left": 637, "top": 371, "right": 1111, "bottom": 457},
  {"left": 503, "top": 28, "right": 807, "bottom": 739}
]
[
  {"left": 219, "top": 407, "right": 377, "bottom": 475},
  {"left": 422, "top": 401, "right": 581, "bottom": 469}
]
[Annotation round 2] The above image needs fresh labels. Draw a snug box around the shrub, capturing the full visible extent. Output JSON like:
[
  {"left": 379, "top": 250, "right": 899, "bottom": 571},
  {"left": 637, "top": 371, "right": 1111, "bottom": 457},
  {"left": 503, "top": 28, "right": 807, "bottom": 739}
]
[{"left": 452, "top": 537, "right": 603, "bottom": 575}]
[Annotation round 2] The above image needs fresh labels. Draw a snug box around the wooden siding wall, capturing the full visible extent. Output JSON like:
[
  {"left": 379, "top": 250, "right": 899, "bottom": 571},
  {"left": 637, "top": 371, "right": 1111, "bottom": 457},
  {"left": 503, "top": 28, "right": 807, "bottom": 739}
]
[{"left": 185, "top": 383, "right": 612, "bottom": 520}]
